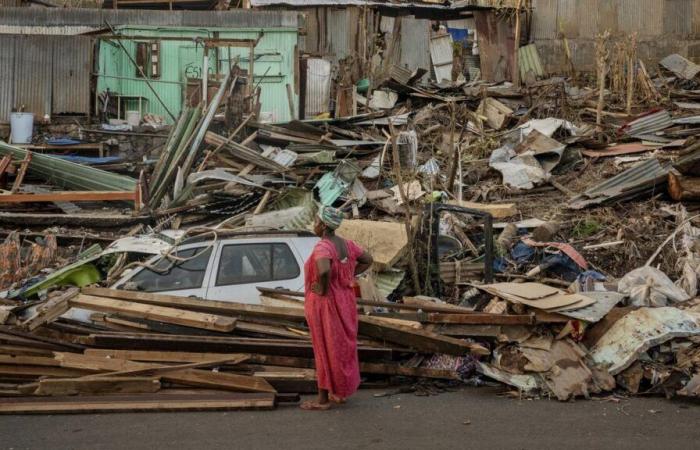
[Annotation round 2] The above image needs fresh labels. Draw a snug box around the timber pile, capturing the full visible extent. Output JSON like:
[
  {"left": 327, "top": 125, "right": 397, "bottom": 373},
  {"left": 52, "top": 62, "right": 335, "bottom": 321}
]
[{"left": 0, "top": 286, "right": 528, "bottom": 414}]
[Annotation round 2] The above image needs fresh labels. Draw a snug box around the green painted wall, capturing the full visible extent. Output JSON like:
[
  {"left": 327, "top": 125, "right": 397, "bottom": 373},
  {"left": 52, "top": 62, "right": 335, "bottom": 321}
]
[{"left": 97, "top": 26, "right": 298, "bottom": 123}]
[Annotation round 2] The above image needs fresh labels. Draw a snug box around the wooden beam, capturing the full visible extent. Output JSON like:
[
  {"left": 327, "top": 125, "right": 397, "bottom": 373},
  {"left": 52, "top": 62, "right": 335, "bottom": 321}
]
[
  {"left": 70, "top": 294, "right": 237, "bottom": 333},
  {"left": 81, "top": 355, "right": 249, "bottom": 379},
  {"left": 424, "top": 313, "right": 535, "bottom": 325},
  {"left": 358, "top": 316, "right": 489, "bottom": 356},
  {"left": 0, "top": 392, "right": 275, "bottom": 414},
  {"left": 0, "top": 191, "right": 137, "bottom": 204},
  {"left": 360, "top": 362, "right": 460, "bottom": 380},
  {"left": 34, "top": 377, "right": 160, "bottom": 396},
  {"left": 21, "top": 288, "right": 79, "bottom": 331},
  {"left": 55, "top": 352, "right": 276, "bottom": 394}
]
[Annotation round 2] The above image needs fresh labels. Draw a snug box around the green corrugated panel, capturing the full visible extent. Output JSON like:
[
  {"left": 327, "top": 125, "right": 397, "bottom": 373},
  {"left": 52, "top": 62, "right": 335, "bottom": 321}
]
[
  {"left": 0, "top": 141, "right": 137, "bottom": 192},
  {"left": 519, "top": 44, "right": 545, "bottom": 81},
  {"left": 97, "top": 26, "right": 299, "bottom": 124}
]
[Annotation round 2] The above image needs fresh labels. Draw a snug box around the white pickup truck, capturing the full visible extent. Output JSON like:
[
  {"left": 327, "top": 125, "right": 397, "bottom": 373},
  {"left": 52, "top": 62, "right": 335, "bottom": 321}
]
[{"left": 112, "top": 230, "right": 319, "bottom": 304}]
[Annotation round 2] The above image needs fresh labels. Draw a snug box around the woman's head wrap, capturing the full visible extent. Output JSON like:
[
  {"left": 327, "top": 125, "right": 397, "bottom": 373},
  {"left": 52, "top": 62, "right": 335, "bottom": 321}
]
[{"left": 318, "top": 205, "right": 343, "bottom": 230}]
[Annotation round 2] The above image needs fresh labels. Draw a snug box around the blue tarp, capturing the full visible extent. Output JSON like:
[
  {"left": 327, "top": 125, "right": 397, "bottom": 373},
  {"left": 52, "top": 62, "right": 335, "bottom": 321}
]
[{"left": 53, "top": 155, "right": 121, "bottom": 165}]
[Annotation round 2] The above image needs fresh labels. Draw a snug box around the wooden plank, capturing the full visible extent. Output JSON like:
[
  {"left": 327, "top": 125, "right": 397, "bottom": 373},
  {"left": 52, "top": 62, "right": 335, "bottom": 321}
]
[
  {"left": 358, "top": 316, "right": 489, "bottom": 356},
  {"left": 0, "top": 392, "right": 275, "bottom": 414},
  {"left": 81, "top": 288, "right": 307, "bottom": 322},
  {"left": 10, "top": 151, "right": 31, "bottom": 194},
  {"left": 34, "top": 377, "right": 161, "bottom": 396},
  {"left": 55, "top": 352, "right": 276, "bottom": 394},
  {"left": 0, "top": 365, "right": 90, "bottom": 379},
  {"left": 70, "top": 294, "right": 237, "bottom": 332},
  {"left": 0, "top": 355, "right": 63, "bottom": 367},
  {"left": 21, "top": 288, "right": 79, "bottom": 331},
  {"left": 84, "top": 349, "right": 316, "bottom": 369},
  {"left": 0, "top": 191, "right": 137, "bottom": 204},
  {"left": 82, "top": 355, "right": 250, "bottom": 379},
  {"left": 85, "top": 332, "right": 392, "bottom": 360},
  {"left": 0, "top": 345, "right": 55, "bottom": 357},
  {"left": 447, "top": 200, "right": 518, "bottom": 218},
  {"left": 424, "top": 313, "right": 535, "bottom": 325}
]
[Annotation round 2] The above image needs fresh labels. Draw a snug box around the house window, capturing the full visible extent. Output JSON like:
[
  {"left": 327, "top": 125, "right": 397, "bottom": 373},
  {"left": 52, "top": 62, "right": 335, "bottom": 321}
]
[{"left": 135, "top": 41, "right": 161, "bottom": 79}]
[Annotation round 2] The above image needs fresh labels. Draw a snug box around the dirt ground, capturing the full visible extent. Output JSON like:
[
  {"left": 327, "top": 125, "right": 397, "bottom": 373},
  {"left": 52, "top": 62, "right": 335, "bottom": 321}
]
[{"left": 1, "top": 387, "right": 698, "bottom": 450}]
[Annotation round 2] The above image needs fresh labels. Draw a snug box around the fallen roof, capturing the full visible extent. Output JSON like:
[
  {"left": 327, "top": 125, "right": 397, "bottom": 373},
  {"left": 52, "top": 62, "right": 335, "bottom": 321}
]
[
  {"left": 250, "top": 0, "right": 518, "bottom": 10},
  {"left": 0, "top": 141, "right": 137, "bottom": 192}
]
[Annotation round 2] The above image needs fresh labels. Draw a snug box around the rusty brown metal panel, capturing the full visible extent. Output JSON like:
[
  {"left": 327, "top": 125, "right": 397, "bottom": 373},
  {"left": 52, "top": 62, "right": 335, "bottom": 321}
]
[
  {"left": 0, "top": 35, "right": 16, "bottom": 122},
  {"left": 13, "top": 35, "right": 52, "bottom": 119},
  {"left": 52, "top": 36, "right": 91, "bottom": 116},
  {"left": 557, "top": 0, "right": 598, "bottom": 39}
]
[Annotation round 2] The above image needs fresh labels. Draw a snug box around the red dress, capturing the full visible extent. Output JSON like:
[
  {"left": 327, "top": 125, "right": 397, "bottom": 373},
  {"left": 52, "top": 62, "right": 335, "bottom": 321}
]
[{"left": 304, "top": 238, "right": 364, "bottom": 398}]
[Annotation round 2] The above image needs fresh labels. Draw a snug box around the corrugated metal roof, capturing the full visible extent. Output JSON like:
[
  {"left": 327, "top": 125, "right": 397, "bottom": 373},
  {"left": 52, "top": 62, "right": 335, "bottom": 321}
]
[
  {"left": 0, "top": 35, "right": 15, "bottom": 123},
  {"left": 13, "top": 35, "right": 53, "bottom": 119},
  {"left": 0, "top": 7, "right": 300, "bottom": 30},
  {"left": 251, "top": 0, "right": 521, "bottom": 8},
  {"left": 52, "top": 36, "right": 92, "bottom": 116}
]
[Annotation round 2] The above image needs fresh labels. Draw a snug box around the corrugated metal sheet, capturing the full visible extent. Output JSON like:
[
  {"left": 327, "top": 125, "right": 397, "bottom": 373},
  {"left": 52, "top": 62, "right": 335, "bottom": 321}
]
[
  {"left": 518, "top": 43, "right": 545, "bottom": 81},
  {"left": 430, "top": 33, "right": 454, "bottom": 82},
  {"left": 52, "top": 36, "right": 92, "bottom": 115},
  {"left": 304, "top": 58, "right": 331, "bottom": 118},
  {"left": 621, "top": 109, "right": 673, "bottom": 136},
  {"left": 399, "top": 17, "right": 431, "bottom": 72},
  {"left": 327, "top": 8, "right": 352, "bottom": 61},
  {"left": 568, "top": 158, "right": 672, "bottom": 209},
  {"left": 13, "top": 35, "right": 52, "bottom": 119},
  {"left": 530, "top": 0, "right": 559, "bottom": 40},
  {"left": 664, "top": 0, "right": 692, "bottom": 35},
  {"left": 0, "top": 7, "right": 300, "bottom": 30},
  {"left": 0, "top": 35, "right": 15, "bottom": 123}
]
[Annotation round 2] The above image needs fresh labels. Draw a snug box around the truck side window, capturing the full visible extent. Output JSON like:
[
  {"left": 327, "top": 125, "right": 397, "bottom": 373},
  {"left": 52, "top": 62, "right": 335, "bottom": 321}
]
[
  {"left": 217, "top": 243, "right": 300, "bottom": 286},
  {"left": 129, "top": 247, "right": 212, "bottom": 292}
]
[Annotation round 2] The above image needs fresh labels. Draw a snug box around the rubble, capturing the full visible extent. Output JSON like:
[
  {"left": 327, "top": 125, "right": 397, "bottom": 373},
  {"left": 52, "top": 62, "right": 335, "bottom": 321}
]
[{"left": 3, "top": 4, "right": 700, "bottom": 414}]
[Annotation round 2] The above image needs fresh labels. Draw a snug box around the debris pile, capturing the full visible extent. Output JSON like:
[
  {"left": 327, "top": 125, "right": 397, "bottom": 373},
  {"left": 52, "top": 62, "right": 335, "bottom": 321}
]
[{"left": 3, "top": 42, "right": 700, "bottom": 411}]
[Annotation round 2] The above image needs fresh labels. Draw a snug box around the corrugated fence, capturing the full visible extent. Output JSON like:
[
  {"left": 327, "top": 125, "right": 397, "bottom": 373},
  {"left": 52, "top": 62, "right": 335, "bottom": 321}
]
[{"left": 0, "top": 35, "right": 91, "bottom": 122}]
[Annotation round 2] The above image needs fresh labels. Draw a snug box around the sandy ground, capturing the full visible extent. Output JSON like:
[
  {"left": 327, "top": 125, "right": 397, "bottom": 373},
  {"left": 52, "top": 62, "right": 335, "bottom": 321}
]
[{"left": 1, "top": 387, "right": 699, "bottom": 450}]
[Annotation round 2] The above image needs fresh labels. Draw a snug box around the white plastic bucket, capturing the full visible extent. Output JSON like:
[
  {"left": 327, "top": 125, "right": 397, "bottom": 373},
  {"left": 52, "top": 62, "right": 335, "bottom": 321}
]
[
  {"left": 126, "top": 110, "right": 141, "bottom": 127},
  {"left": 10, "top": 112, "right": 34, "bottom": 144}
]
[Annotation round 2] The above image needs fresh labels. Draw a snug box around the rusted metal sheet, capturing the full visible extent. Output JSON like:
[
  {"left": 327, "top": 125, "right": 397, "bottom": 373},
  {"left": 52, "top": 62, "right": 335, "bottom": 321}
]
[
  {"left": 52, "top": 36, "right": 91, "bottom": 116},
  {"left": 590, "top": 307, "right": 700, "bottom": 375},
  {"left": 13, "top": 35, "right": 52, "bottom": 119},
  {"left": 0, "top": 35, "right": 15, "bottom": 122},
  {"left": 474, "top": 10, "right": 515, "bottom": 83}
]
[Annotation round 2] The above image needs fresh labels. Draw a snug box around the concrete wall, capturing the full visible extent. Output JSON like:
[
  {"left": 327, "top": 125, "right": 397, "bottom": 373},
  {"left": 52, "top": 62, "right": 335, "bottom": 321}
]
[{"left": 530, "top": 0, "right": 700, "bottom": 73}]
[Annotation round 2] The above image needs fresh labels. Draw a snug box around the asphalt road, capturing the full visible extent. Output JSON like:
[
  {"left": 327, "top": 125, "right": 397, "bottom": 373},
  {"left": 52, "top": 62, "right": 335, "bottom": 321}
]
[{"left": 1, "top": 387, "right": 699, "bottom": 450}]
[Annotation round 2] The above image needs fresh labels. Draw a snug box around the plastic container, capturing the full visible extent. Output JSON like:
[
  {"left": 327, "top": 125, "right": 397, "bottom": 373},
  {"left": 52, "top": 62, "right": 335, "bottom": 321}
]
[
  {"left": 126, "top": 110, "right": 141, "bottom": 127},
  {"left": 10, "top": 112, "right": 34, "bottom": 144}
]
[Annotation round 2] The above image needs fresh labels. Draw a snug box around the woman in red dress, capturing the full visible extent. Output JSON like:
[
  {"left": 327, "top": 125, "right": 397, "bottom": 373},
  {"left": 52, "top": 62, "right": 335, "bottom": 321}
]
[{"left": 301, "top": 206, "right": 373, "bottom": 410}]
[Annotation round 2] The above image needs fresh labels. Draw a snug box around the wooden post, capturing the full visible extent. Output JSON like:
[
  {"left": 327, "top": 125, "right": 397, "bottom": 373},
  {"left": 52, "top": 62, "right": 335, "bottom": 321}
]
[
  {"left": 388, "top": 122, "right": 421, "bottom": 295},
  {"left": 446, "top": 100, "right": 459, "bottom": 193},
  {"left": 513, "top": 0, "right": 523, "bottom": 86}
]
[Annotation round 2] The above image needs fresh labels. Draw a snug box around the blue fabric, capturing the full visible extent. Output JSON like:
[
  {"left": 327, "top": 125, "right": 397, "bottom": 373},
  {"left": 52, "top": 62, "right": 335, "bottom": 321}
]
[
  {"left": 511, "top": 241, "right": 536, "bottom": 264},
  {"left": 46, "top": 138, "right": 82, "bottom": 146},
  {"left": 540, "top": 253, "right": 581, "bottom": 282}
]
